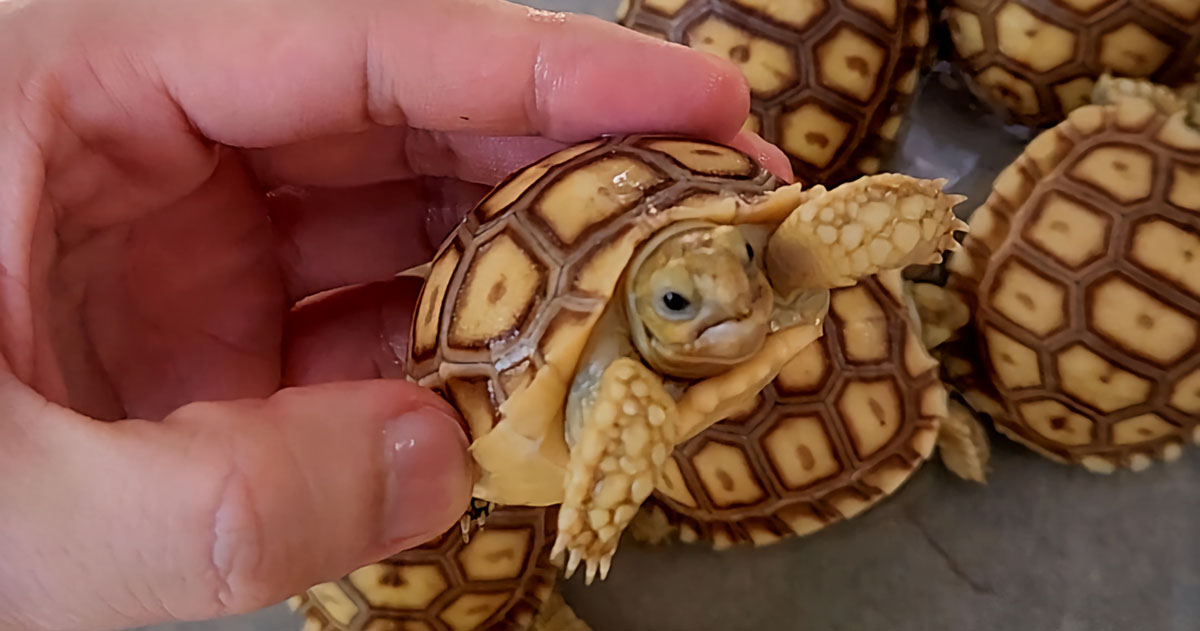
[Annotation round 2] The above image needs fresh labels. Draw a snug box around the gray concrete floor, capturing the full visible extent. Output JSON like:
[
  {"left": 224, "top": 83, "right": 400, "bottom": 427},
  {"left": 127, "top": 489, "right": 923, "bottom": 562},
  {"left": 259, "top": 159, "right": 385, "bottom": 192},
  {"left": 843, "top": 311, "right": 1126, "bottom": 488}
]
[{"left": 140, "top": 1, "right": 1200, "bottom": 630}]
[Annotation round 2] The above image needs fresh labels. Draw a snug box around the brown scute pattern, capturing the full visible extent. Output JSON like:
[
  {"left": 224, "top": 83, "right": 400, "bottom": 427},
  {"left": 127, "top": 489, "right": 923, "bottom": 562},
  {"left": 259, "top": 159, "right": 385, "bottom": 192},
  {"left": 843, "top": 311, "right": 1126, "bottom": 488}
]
[
  {"left": 446, "top": 228, "right": 550, "bottom": 353},
  {"left": 475, "top": 140, "right": 607, "bottom": 226},
  {"left": 409, "top": 135, "right": 777, "bottom": 416},
  {"left": 411, "top": 244, "right": 464, "bottom": 365},
  {"left": 940, "top": 0, "right": 1200, "bottom": 128},
  {"left": 526, "top": 153, "right": 668, "bottom": 249},
  {"left": 1020, "top": 189, "right": 1112, "bottom": 270},
  {"left": 774, "top": 340, "right": 833, "bottom": 396},
  {"left": 946, "top": 102, "right": 1200, "bottom": 470},
  {"left": 642, "top": 276, "right": 943, "bottom": 547},
  {"left": 640, "top": 138, "right": 759, "bottom": 177},
  {"left": 444, "top": 377, "right": 500, "bottom": 443},
  {"left": 291, "top": 506, "right": 558, "bottom": 631},
  {"left": 618, "top": 0, "right": 932, "bottom": 185}
]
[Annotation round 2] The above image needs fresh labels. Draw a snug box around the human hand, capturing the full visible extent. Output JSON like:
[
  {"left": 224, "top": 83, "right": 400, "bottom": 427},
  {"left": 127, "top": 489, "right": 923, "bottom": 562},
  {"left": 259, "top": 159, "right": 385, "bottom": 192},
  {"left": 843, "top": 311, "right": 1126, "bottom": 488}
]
[{"left": 0, "top": 0, "right": 790, "bottom": 628}]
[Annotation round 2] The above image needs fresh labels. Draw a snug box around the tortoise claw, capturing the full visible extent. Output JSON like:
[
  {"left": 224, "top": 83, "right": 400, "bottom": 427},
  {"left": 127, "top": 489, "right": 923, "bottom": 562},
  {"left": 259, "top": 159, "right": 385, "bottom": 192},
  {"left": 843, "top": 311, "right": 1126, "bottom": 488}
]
[
  {"left": 563, "top": 546, "right": 583, "bottom": 580},
  {"left": 765, "top": 173, "right": 971, "bottom": 294},
  {"left": 556, "top": 357, "right": 678, "bottom": 583}
]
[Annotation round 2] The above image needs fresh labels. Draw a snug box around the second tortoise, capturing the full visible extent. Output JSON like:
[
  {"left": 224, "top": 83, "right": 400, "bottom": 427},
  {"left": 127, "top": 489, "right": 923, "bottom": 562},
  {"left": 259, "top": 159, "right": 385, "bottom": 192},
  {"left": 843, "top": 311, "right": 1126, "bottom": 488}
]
[{"left": 914, "top": 76, "right": 1200, "bottom": 472}]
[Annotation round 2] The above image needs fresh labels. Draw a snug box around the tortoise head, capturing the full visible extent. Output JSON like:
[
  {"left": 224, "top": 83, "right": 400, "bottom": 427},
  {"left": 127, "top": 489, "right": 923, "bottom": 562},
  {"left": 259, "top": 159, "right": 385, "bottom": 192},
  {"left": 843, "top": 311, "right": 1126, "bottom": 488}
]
[{"left": 626, "top": 221, "right": 773, "bottom": 379}]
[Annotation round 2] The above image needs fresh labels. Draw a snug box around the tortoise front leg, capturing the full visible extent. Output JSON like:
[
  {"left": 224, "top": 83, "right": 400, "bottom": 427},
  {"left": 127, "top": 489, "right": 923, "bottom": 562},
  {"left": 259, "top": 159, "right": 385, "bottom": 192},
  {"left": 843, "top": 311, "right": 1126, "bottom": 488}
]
[
  {"left": 764, "top": 174, "right": 968, "bottom": 297},
  {"left": 554, "top": 356, "right": 678, "bottom": 584}
]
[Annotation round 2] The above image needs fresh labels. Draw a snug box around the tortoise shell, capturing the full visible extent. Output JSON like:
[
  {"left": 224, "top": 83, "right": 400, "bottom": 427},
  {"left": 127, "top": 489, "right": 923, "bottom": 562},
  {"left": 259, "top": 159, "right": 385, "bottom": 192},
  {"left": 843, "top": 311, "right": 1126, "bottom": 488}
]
[
  {"left": 638, "top": 271, "right": 945, "bottom": 547},
  {"left": 944, "top": 95, "right": 1200, "bottom": 471},
  {"left": 290, "top": 506, "right": 558, "bottom": 631},
  {"left": 617, "top": 0, "right": 932, "bottom": 185},
  {"left": 406, "top": 135, "right": 784, "bottom": 503},
  {"left": 941, "top": 0, "right": 1200, "bottom": 128}
]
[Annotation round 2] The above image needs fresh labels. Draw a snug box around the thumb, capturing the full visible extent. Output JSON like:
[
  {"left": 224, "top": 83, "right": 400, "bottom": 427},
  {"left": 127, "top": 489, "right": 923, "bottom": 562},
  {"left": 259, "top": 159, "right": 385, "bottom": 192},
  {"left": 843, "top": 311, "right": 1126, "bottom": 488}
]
[{"left": 0, "top": 378, "right": 472, "bottom": 631}]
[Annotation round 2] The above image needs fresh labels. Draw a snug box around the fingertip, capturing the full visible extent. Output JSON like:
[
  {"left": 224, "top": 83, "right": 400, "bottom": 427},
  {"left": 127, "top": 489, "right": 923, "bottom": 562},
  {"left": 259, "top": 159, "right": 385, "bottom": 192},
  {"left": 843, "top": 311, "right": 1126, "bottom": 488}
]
[
  {"left": 729, "top": 130, "right": 795, "bottom": 182},
  {"left": 378, "top": 404, "right": 473, "bottom": 553},
  {"left": 630, "top": 34, "right": 753, "bottom": 141},
  {"left": 535, "top": 15, "right": 752, "bottom": 142},
  {"left": 690, "top": 50, "right": 754, "bottom": 140}
]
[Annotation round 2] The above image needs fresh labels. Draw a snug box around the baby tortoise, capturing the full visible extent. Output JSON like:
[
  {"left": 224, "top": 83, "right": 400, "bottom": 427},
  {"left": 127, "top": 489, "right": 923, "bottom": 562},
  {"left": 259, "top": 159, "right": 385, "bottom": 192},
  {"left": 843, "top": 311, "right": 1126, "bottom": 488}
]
[
  {"left": 618, "top": 0, "right": 934, "bottom": 185},
  {"left": 406, "top": 134, "right": 967, "bottom": 582},
  {"left": 916, "top": 76, "right": 1200, "bottom": 472}
]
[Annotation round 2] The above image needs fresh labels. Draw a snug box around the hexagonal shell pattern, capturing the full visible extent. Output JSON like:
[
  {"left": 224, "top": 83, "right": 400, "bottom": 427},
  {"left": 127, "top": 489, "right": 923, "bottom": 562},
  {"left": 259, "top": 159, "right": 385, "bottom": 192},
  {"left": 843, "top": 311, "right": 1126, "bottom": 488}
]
[
  {"left": 940, "top": 0, "right": 1200, "bottom": 127},
  {"left": 291, "top": 506, "right": 558, "bottom": 631},
  {"left": 407, "top": 134, "right": 778, "bottom": 444},
  {"left": 642, "top": 274, "right": 945, "bottom": 546},
  {"left": 948, "top": 99, "right": 1200, "bottom": 472},
  {"left": 617, "top": 0, "right": 933, "bottom": 185}
]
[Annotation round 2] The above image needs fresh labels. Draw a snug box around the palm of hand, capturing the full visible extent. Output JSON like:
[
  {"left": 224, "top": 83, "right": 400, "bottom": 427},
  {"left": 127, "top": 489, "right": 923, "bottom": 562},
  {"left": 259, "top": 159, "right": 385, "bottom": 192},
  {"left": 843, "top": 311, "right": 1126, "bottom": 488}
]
[
  {"left": 45, "top": 145, "right": 282, "bottom": 420},
  {"left": 37, "top": 134, "right": 487, "bottom": 421}
]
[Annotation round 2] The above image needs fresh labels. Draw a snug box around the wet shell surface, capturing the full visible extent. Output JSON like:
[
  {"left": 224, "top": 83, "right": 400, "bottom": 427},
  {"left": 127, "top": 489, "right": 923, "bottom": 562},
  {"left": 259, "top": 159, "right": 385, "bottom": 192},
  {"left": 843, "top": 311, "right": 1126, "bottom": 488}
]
[
  {"left": 407, "top": 136, "right": 776, "bottom": 436},
  {"left": 618, "top": 0, "right": 933, "bottom": 185}
]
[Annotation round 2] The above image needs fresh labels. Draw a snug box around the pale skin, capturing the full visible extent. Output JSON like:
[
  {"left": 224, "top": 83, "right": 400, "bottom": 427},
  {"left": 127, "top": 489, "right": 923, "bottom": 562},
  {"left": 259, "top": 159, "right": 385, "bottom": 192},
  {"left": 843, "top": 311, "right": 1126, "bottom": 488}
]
[{"left": 0, "top": 0, "right": 795, "bottom": 628}]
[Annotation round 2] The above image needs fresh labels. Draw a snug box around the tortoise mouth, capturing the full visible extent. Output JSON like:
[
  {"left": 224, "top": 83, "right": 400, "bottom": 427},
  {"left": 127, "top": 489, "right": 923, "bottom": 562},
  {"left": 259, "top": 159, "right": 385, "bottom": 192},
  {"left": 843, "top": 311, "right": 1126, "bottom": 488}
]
[{"left": 640, "top": 315, "right": 770, "bottom": 379}]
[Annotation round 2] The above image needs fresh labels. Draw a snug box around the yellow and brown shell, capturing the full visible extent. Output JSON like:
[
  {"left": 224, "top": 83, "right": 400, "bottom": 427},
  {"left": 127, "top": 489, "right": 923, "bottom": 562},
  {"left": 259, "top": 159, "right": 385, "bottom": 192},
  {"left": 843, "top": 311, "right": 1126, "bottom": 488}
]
[
  {"left": 943, "top": 93, "right": 1200, "bottom": 471},
  {"left": 618, "top": 0, "right": 933, "bottom": 185},
  {"left": 290, "top": 506, "right": 558, "bottom": 631},
  {"left": 407, "top": 135, "right": 785, "bottom": 504},
  {"left": 635, "top": 271, "right": 946, "bottom": 547},
  {"left": 941, "top": 0, "right": 1200, "bottom": 128}
]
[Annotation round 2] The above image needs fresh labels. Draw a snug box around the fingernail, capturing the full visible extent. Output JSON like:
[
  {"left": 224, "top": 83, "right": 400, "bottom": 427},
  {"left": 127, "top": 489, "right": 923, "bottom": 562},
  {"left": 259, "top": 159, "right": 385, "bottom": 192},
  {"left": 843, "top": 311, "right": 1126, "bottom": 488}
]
[{"left": 380, "top": 408, "right": 473, "bottom": 548}]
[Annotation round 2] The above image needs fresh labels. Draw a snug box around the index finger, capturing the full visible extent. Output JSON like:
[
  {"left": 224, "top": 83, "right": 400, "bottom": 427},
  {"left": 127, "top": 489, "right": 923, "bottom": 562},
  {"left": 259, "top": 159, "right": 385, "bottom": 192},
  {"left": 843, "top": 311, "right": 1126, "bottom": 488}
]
[{"left": 142, "top": 0, "right": 752, "bottom": 147}]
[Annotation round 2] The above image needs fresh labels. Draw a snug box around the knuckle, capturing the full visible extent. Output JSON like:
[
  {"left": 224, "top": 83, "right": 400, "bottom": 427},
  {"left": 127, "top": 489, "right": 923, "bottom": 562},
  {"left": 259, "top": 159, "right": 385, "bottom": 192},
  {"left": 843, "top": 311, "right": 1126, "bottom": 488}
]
[{"left": 202, "top": 449, "right": 277, "bottom": 615}]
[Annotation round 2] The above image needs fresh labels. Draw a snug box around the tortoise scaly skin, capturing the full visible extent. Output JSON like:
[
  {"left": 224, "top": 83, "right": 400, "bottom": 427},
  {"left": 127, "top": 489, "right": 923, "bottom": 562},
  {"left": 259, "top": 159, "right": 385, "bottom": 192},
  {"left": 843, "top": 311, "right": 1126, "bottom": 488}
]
[
  {"left": 927, "top": 82, "right": 1200, "bottom": 472},
  {"left": 633, "top": 270, "right": 965, "bottom": 548},
  {"left": 617, "top": 0, "right": 934, "bottom": 185},
  {"left": 290, "top": 507, "right": 558, "bottom": 631},
  {"left": 407, "top": 134, "right": 966, "bottom": 582},
  {"left": 940, "top": 0, "right": 1200, "bottom": 128}
]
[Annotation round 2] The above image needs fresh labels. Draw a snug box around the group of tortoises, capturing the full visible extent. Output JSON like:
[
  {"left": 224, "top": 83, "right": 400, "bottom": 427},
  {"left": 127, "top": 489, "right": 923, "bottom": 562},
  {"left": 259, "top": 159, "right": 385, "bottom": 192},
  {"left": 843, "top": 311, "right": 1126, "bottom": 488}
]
[{"left": 289, "top": 1, "right": 1200, "bottom": 630}]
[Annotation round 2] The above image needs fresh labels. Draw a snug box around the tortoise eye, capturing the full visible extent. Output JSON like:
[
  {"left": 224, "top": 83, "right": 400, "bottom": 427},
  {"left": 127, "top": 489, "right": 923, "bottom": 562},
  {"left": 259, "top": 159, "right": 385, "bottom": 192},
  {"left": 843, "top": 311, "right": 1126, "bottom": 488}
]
[
  {"left": 745, "top": 243, "right": 754, "bottom": 261},
  {"left": 662, "top": 292, "right": 691, "bottom": 312}
]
